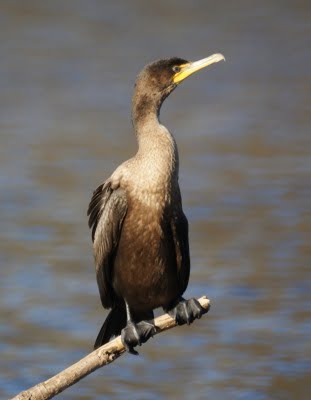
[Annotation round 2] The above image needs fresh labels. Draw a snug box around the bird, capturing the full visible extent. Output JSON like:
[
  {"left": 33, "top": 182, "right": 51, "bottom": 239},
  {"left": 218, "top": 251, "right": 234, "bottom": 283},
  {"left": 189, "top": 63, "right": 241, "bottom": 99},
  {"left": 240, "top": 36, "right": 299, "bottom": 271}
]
[{"left": 88, "top": 53, "right": 225, "bottom": 354}]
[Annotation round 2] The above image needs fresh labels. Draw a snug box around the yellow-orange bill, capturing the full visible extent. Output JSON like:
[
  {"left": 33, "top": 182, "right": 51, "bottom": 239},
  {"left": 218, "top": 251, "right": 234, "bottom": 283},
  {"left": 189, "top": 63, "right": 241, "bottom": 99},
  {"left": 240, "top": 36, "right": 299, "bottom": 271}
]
[{"left": 173, "top": 53, "right": 225, "bottom": 84}]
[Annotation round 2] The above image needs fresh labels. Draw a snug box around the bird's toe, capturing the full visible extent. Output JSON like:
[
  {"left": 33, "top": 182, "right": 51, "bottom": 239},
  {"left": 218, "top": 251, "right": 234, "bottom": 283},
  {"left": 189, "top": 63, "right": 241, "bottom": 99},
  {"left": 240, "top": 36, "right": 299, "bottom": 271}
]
[
  {"left": 168, "top": 298, "right": 208, "bottom": 325},
  {"left": 121, "top": 320, "right": 156, "bottom": 355}
]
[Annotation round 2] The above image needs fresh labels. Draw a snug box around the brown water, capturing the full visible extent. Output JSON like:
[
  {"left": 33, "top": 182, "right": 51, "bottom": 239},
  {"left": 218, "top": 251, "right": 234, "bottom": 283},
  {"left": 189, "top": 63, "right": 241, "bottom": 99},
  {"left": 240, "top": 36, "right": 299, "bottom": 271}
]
[{"left": 1, "top": 1, "right": 310, "bottom": 399}]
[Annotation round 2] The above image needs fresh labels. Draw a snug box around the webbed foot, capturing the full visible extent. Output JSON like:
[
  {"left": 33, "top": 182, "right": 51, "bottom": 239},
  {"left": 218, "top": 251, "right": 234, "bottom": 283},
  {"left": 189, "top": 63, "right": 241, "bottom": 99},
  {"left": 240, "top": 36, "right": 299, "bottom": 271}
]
[
  {"left": 121, "top": 320, "right": 156, "bottom": 355},
  {"left": 167, "top": 297, "right": 208, "bottom": 325}
]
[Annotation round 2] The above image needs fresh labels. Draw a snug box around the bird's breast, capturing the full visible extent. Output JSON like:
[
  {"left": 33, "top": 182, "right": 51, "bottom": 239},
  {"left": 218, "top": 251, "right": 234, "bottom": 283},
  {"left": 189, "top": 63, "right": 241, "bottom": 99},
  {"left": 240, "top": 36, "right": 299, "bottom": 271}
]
[{"left": 112, "top": 188, "right": 180, "bottom": 311}]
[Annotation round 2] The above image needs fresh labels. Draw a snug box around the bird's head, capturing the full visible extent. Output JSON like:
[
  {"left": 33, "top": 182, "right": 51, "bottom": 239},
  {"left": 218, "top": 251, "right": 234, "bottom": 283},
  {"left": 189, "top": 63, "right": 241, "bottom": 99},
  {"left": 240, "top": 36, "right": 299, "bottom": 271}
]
[
  {"left": 136, "top": 53, "right": 224, "bottom": 96},
  {"left": 132, "top": 53, "right": 225, "bottom": 124}
]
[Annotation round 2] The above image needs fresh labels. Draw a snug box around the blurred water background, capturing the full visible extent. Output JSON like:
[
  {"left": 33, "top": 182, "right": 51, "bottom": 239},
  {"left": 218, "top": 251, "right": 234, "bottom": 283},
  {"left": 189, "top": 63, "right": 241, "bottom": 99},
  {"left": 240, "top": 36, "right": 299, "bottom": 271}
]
[{"left": 0, "top": 1, "right": 310, "bottom": 399}]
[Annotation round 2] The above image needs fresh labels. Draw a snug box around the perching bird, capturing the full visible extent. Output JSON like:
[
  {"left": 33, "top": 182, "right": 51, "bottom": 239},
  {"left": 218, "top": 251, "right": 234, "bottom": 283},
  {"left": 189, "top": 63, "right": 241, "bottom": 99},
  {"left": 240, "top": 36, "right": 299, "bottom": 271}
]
[{"left": 88, "top": 53, "right": 225, "bottom": 354}]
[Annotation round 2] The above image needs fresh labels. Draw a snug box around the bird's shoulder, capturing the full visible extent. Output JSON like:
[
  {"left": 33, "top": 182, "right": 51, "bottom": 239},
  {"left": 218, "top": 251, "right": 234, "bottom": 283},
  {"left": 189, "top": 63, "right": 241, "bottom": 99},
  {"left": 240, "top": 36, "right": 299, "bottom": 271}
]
[{"left": 87, "top": 177, "right": 128, "bottom": 242}]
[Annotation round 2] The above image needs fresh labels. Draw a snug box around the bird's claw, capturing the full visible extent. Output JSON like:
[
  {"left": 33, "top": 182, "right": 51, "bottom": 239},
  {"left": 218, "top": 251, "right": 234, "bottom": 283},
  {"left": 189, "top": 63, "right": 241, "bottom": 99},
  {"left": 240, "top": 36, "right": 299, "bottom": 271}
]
[
  {"left": 168, "top": 298, "right": 207, "bottom": 325},
  {"left": 121, "top": 320, "right": 156, "bottom": 355}
]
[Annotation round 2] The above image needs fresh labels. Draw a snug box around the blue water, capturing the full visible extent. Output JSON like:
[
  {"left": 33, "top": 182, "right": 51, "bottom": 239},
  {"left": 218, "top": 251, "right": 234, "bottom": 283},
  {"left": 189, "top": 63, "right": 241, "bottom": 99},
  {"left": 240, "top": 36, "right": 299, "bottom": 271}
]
[{"left": 1, "top": 1, "right": 310, "bottom": 399}]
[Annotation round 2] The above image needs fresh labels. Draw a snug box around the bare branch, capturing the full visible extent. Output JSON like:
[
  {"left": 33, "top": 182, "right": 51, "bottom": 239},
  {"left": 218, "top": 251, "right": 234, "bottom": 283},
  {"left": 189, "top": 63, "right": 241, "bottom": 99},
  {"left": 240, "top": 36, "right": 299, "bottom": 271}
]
[{"left": 11, "top": 296, "right": 210, "bottom": 400}]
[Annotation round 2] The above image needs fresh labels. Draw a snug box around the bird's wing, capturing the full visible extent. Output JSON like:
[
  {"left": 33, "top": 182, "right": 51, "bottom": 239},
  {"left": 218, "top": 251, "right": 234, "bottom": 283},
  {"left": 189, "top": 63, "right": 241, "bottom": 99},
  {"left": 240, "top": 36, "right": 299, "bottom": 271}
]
[
  {"left": 171, "top": 210, "right": 190, "bottom": 295},
  {"left": 87, "top": 181, "right": 128, "bottom": 308}
]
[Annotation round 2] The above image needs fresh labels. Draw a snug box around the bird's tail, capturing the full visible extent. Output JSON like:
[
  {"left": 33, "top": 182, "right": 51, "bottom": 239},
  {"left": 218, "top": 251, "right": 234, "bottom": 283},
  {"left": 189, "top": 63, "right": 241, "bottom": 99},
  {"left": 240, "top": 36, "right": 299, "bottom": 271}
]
[{"left": 94, "top": 307, "right": 127, "bottom": 349}]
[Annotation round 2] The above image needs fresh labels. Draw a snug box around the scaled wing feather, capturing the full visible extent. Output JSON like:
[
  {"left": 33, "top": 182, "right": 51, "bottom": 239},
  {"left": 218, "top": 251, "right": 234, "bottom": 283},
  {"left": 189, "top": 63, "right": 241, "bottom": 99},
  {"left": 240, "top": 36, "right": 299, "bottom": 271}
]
[
  {"left": 171, "top": 211, "right": 190, "bottom": 295},
  {"left": 87, "top": 181, "right": 127, "bottom": 308}
]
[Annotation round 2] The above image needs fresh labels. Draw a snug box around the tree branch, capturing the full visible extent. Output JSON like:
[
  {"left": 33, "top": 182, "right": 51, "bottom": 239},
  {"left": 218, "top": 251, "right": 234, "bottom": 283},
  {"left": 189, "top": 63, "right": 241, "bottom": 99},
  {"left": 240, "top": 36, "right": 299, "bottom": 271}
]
[{"left": 11, "top": 296, "right": 210, "bottom": 400}]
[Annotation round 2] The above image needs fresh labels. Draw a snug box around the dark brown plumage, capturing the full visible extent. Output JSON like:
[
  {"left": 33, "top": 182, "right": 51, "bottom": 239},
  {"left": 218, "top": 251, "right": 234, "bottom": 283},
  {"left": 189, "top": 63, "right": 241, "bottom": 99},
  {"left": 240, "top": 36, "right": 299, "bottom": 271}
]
[{"left": 88, "top": 54, "right": 224, "bottom": 353}]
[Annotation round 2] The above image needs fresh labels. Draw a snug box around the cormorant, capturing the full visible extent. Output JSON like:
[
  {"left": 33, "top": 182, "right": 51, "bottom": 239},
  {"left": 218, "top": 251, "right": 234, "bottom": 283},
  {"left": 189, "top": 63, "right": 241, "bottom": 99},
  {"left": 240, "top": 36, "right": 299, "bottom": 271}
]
[{"left": 88, "top": 53, "right": 225, "bottom": 354}]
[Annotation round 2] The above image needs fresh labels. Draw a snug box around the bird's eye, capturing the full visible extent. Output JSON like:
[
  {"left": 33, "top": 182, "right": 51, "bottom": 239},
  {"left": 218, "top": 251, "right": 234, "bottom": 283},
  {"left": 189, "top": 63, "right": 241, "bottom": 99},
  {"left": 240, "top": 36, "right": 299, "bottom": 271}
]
[{"left": 172, "top": 66, "right": 181, "bottom": 73}]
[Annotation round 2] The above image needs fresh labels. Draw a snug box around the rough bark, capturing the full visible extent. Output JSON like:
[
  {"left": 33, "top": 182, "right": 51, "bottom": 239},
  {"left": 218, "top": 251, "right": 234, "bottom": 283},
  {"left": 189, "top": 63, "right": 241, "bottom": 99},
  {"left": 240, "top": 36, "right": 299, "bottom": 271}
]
[{"left": 11, "top": 296, "right": 210, "bottom": 400}]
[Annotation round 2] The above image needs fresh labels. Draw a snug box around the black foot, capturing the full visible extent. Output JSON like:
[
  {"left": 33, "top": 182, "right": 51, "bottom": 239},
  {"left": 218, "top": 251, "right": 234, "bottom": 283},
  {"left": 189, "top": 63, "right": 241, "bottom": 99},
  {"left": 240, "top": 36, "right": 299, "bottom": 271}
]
[
  {"left": 168, "top": 298, "right": 207, "bottom": 326},
  {"left": 121, "top": 320, "right": 156, "bottom": 355}
]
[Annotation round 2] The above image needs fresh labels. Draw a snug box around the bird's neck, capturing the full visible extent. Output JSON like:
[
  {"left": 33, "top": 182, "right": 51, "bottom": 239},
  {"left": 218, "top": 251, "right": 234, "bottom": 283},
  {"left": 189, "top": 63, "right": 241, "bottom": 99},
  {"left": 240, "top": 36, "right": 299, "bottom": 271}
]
[
  {"left": 131, "top": 88, "right": 162, "bottom": 130},
  {"left": 131, "top": 92, "right": 179, "bottom": 184}
]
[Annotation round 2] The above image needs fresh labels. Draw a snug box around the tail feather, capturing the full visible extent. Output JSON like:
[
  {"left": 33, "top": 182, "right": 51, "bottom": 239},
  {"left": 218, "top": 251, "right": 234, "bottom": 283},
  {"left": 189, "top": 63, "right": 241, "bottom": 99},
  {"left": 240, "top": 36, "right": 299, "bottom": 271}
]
[{"left": 94, "top": 307, "right": 127, "bottom": 349}]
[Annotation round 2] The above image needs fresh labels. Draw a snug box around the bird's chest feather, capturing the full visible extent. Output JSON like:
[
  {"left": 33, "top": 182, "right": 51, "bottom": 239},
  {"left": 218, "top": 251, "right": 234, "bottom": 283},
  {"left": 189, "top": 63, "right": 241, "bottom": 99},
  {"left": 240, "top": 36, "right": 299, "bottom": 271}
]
[{"left": 112, "top": 192, "right": 179, "bottom": 309}]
